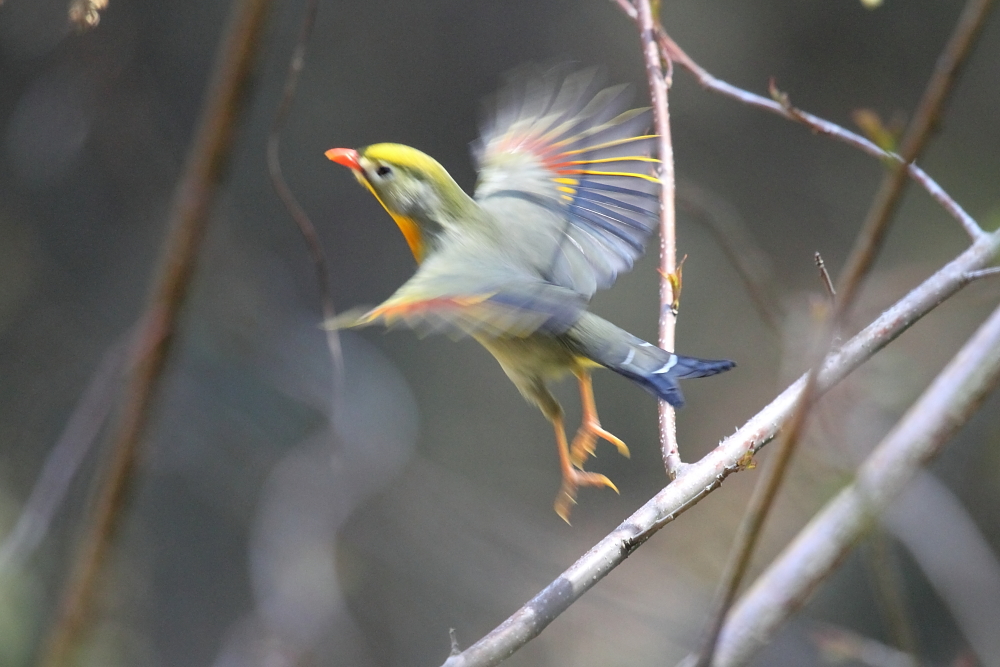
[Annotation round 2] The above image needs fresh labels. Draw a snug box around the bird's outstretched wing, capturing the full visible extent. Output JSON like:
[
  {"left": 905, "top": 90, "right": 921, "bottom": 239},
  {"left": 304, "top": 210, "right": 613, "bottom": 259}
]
[
  {"left": 328, "top": 247, "right": 588, "bottom": 339},
  {"left": 473, "top": 67, "right": 660, "bottom": 298}
]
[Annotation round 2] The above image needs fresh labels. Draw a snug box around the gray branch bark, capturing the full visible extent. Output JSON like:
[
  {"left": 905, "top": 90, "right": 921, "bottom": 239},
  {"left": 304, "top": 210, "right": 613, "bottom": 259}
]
[
  {"left": 714, "top": 297, "right": 1000, "bottom": 667},
  {"left": 441, "top": 230, "right": 1000, "bottom": 667}
]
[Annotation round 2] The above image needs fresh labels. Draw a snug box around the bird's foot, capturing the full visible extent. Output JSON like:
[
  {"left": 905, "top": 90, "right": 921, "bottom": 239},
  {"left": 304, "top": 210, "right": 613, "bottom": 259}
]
[
  {"left": 553, "top": 468, "right": 619, "bottom": 523},
  {"left": 569, "top": 421, "right": 630, "bottom": 469}
]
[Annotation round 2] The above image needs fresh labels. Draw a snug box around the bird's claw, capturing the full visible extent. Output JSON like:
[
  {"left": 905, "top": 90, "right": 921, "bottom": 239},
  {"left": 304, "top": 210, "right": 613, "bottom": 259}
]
[
  {"left": 554, "top": 469, "right": 619, "bottom": 523},
  {"left": 569, "top": 422, "right": 630, "bottom": 469}
]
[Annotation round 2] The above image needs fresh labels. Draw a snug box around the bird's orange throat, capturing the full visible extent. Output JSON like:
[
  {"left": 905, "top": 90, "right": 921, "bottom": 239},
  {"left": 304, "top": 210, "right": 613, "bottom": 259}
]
[
  {"left": 358, "top": 178, "right": 426, "bottom": 263},
  {"left": 388, "top": 212, "right": 425, "bottom": 263}
]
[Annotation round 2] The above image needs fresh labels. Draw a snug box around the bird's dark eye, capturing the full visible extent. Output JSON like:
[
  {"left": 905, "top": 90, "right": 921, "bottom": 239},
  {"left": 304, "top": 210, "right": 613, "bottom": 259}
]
[{"left": 375, "top": 165, "right": 392, "bottom": 177}]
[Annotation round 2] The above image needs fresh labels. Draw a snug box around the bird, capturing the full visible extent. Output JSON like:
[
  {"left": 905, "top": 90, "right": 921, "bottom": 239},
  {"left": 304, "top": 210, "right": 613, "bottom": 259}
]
[{"left": 325, "top": 68, "right": 734, "bottom": 521}]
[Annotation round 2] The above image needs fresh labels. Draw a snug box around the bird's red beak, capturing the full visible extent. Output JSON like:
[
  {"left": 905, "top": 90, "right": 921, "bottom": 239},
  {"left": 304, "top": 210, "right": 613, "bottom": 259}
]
[{"left": 325, "top": 147, "right": 362, "bottom": 171}]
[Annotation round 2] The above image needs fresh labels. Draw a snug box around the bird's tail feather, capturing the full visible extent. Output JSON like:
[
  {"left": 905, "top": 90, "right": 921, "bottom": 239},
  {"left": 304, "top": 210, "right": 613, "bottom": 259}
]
[
  {"left": 607, "top": 353, "right": 735, "bottom": 407},
  {"left": 568, "top": 312, "right": 734, "bottom": 407}
]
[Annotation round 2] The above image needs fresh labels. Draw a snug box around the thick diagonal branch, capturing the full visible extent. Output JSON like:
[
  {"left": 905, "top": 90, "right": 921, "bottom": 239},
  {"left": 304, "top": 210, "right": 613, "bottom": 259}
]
[
  {"left": 714, "top": 297, "right": 1000, "bottom": 667},
  {"left": 694, "top": 1, "right": 996, "bottom": 662},
  {"left": 440, "top": 230, "right": 998, "bottom": 667}
]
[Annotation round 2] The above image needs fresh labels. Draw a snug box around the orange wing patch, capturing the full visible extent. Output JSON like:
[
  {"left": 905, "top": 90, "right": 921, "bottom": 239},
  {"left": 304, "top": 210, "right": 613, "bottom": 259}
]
[
  {"left": 348, "top": 290, "right": 575, "bottom": 340},
  {"left": 358, "top": 294, "right": 496, "bottom": 326}
]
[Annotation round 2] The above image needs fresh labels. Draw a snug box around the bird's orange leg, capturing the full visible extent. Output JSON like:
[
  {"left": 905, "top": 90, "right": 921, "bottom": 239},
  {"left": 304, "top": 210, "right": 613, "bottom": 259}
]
[
  {"left": 569, "top": 371, "right": 630, "bottom": 469},
  {"left": 552, "top": 412, "right": 619, "bottom": 523}
]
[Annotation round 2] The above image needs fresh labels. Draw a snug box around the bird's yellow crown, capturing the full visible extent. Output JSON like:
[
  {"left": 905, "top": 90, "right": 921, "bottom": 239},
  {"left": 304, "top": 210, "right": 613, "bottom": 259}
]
[{"left": 362, "top": 143, "right": 452, "bottom": 183}]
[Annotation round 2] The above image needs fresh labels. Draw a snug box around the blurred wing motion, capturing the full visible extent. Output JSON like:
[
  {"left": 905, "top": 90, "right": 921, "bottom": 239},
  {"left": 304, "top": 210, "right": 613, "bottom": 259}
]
[
  {"left": 338, "top": 68, "right": 662, "bottom": 341},
  {"left": 328, "top": 251, "right": 588, "bottom": 339},
  {"left": 473, "top": 67, "right": 661, "bottom": 298}
]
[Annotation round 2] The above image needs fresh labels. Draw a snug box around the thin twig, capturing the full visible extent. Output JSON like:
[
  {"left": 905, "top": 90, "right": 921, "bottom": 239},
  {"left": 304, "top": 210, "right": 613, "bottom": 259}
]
[
  {"left": 965, "top": 266, "right": 1000, "bottom": 281},
  {"left": 653, "top": 31, "right": 986, "bottom": 242},
  {"left": 714, "top": 297, "right": 1000, "bottom": 667},
  {"left": 634, "top": 0, "right": 683, "bottom": 477},
  {"left": 692, "top": 0, "right": 994, "bottom": 660},
  {"left": 439, "top": 229, "right": 1000, "bottom": 667},
  {"left": 815, "top": 252, "right": 836, "bottom": 302},
  {"left": 265, "top": 0, "right": 345, "bottom": 414},
  {"left": 38, "top": 1, "right": 273, "bottom": 664}
]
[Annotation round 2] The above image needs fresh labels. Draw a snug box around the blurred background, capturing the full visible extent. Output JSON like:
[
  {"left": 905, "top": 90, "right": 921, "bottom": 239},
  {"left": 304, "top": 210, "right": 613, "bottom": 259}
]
[{"left": 1, "top": 1, "right": 999, "bottom": 666}]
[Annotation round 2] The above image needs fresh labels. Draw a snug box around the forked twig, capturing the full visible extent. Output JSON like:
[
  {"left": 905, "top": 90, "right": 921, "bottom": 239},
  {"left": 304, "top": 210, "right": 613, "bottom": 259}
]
[
  {"left": 654, "top": 31, "right": 986, "bottom": 243},
  {"left": 436, "top": 2, "right": 995, "bottom": 663},
  {"left": 691, "top": 0, "right": 994, "bottom": 661},
  {"left": 439, "top": 228, "right": 999, "bottom": 667}
]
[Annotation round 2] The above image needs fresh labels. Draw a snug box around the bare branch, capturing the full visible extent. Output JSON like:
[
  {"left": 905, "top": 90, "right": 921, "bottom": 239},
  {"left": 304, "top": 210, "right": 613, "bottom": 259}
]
[
  {"left": 38, "top": 1, "right": 274, "bottom": 664},
  {"left": 440, "top": 229, "right": 1000, "bottom": 667},
  {"left": 634, "top": 0, "right": 683, "bottom": 477},
  {"left": 693, "top": 0, "right": 995, "bottom": 658},
  {"left": 562, "top": 8, "right": 991, "bottom": 667},
  {"left": 653, "top": 31, "right": 986, "bottom": 242},
  {"left": 714, "top": 296, "right": 1000, "bottom": 667}
]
